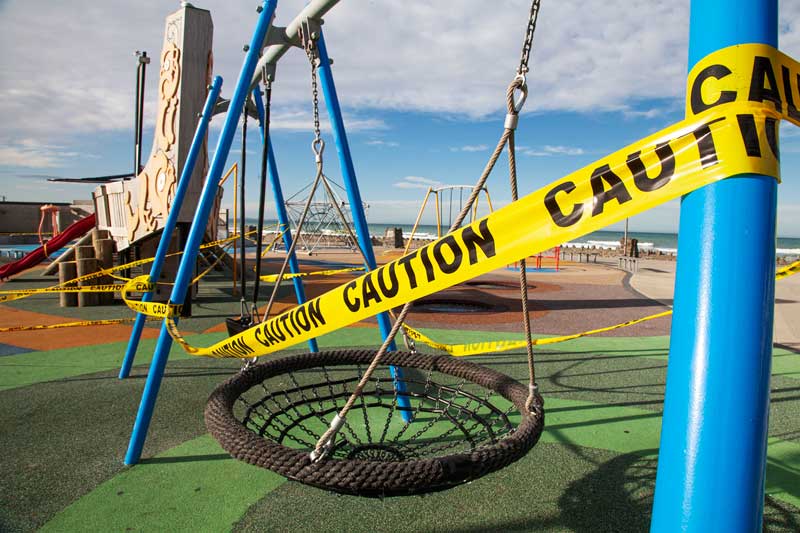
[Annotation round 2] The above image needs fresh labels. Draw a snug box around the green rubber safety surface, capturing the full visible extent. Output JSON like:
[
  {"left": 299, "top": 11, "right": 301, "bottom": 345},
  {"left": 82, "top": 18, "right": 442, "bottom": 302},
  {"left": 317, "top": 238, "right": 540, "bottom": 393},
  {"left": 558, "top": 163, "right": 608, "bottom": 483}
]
[
  {"left": 40, "top": 435, "right": 286, "bottom": 533},
  {"left": 1, "top": 327, "right": 798, "bottom": 532}
]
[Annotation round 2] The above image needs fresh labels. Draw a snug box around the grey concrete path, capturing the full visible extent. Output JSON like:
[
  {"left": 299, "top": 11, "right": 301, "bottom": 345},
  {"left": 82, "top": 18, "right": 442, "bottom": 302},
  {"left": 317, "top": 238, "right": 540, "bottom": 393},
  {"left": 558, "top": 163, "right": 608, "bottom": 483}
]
[{"left": 630, "top": 258, "right": 799, "bottom": 351}]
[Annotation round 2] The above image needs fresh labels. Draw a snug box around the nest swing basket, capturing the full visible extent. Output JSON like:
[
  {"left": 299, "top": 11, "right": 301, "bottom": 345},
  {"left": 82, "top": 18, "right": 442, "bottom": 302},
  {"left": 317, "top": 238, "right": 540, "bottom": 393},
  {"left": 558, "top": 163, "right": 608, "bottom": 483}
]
[{"left": 205, "top": 349, "right": 544, "bottom": 497}]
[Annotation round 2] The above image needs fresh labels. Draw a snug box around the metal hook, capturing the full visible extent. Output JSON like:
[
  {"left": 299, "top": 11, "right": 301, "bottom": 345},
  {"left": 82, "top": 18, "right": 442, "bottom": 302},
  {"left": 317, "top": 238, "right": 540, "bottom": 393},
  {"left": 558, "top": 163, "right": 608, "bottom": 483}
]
[
  {"left": 311, "top": 137, "right": 325, "bottom": 159},
  {"left": 512, "top": 78, "right": 528, "bottom": 114}
]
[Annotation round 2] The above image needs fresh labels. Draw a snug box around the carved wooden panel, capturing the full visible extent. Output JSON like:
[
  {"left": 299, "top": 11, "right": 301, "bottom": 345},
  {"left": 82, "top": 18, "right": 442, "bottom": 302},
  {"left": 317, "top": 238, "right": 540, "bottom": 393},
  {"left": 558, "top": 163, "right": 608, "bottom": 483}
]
[{"left": 101, "top": 5, "right": 213, "bottom": 250}]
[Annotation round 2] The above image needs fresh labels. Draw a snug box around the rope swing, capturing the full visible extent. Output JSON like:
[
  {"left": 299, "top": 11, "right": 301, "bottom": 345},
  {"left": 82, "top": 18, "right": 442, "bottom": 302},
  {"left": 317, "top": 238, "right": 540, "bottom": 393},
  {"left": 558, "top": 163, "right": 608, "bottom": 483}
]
[{"left": 207, "top": 0, "right": 545, "bottom": 497}]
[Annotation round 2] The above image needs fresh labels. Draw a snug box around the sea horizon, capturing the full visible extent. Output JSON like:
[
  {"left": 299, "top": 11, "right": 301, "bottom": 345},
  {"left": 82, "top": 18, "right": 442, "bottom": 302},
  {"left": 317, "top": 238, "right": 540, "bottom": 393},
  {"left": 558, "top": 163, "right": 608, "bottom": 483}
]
[{"left": 243, "top": 219, "right": 800, "bottom": 257}]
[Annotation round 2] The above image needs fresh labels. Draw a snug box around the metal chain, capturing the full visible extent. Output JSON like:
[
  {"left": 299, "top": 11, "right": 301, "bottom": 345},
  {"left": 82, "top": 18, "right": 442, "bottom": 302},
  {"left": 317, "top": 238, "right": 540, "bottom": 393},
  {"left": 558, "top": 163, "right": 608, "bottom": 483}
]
[
  {"left": 305, "top": 32, "right": 323, "bottom": 150},
  {"left": 517, "top": 0, "right": 542, "bottom": 80}
]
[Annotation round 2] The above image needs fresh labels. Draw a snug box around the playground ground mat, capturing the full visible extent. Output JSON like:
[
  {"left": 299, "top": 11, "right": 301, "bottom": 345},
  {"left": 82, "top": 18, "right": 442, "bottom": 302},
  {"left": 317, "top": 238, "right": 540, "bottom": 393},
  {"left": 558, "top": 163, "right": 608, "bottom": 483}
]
[{"left": 0, "top": 264, "right": 798, "bottom": 532}]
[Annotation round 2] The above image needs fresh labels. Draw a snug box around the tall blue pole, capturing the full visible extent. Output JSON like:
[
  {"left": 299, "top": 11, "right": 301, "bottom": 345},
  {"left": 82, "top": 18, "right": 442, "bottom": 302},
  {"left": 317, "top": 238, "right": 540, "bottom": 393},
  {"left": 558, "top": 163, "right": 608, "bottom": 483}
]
[
  {"left": 252, "top": 88, "right": 319, "bottom": 352},
  {"left": 119, "top": 77, "right": 223, "bottom": 380},
  {"left": 651, "top": 1, "right": 778, "bottom": 531},
  {"left": 124, "top": 0, "right": 278, "bottom": 465},
  {"left": 315, "top": 32, "right": 412, "bottom": 421}
]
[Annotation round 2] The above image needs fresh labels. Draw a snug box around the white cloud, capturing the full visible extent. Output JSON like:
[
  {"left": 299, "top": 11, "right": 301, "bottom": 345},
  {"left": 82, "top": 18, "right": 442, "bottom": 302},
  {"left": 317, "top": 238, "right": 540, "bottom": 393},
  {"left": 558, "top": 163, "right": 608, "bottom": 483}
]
[
  {"left": 450, "top": 144, "right": 489, "bottom": 152},
  {"left": 365, "top": 139, "right": 399, "bottom": 147},
  {"left": 0, "top": 1, "right": 798, "bottom": 166},
  {"left": 0, "top": 139, "right": 87, "bottom": 168},
  {"left": 522, "top": 145, "right": 586, "bottom": 157},
  {"left": 210, "top": 108, "right": 386, "bottom": 133},
  {"left": 393, "top": 175, "right": 442, "bottom": 189}
]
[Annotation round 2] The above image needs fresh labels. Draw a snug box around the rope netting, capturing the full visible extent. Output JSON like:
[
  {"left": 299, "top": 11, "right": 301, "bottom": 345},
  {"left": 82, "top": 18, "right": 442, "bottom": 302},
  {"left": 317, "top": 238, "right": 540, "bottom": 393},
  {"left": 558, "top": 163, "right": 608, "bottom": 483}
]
[{"left": 206, "top": 349, "right": 544, "bottom": 496}]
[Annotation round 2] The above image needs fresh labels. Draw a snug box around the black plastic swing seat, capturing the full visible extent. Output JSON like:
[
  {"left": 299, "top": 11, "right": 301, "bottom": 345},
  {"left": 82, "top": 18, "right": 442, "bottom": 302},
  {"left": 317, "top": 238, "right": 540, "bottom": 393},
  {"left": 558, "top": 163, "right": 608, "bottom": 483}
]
[
  {"left": 225, "top": 316, "right": 253, "bottom": 337},
  {"left": 205, "top": 349, "right": 544, "bottom": 497}
]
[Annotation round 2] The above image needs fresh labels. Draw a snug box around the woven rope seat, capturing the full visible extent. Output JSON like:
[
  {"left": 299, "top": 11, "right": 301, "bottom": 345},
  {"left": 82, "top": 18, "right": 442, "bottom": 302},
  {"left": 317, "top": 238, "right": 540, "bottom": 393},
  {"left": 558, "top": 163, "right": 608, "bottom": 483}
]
[{"left": 205, "top": 349, "right": 544, "bottom": 497}]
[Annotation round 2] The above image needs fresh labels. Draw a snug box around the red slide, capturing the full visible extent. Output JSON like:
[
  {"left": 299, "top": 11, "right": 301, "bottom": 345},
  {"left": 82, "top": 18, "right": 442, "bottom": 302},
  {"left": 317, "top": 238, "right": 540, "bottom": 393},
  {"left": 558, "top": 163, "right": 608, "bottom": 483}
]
[{"left": 0, "top": 213, "right": 97, "bottom": 281}]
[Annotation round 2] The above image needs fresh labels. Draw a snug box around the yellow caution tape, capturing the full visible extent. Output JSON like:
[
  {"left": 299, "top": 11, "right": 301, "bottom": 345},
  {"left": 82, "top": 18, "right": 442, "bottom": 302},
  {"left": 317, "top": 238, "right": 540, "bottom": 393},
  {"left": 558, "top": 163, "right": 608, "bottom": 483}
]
[
  {"left": 0, "top": 283, "right": 123, "bottom": 298},
  {"left": 260, "top": 266, "right": 365, "bottom": 283},
  {"left": 404, "top": 258, "right": 800, "bottom": 356},
  {"left": 401, "top": 312, "right": 673, "bottom": 356},
  {"left": 776, "top": 259, "right": 800, "bottom": 281},
  {"left": 120, "top": 275, "right": 182, "bottom": 318},
  {"left": 0, "top": 316, "right": 160, "bottom": 333},
  {"left": 129, "top": 44, "right": 797, "bottom": 359},
  {"left": 0, "top": 231, "right": 249, "bottom": 304},
  {"left": 259, "top": 230, "right": 287, "bottom": 258}
]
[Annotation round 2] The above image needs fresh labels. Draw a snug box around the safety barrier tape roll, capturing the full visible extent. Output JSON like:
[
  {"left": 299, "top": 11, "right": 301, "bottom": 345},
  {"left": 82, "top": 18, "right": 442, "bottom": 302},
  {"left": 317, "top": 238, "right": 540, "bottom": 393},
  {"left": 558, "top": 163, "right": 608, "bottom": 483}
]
[{"left": 120, "top": 44, "right": 797, "bottom": 360}]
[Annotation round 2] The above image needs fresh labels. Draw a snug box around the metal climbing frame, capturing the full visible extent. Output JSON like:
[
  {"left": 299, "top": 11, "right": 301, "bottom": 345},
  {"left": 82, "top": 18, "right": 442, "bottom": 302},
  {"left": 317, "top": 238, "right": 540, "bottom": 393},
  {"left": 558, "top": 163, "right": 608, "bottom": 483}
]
[
  {"left": 281, "top": 178, "right": 363, "bottom": 255},
  {"left": 404, "top": 185, "right": 494, "bottom": 255}
]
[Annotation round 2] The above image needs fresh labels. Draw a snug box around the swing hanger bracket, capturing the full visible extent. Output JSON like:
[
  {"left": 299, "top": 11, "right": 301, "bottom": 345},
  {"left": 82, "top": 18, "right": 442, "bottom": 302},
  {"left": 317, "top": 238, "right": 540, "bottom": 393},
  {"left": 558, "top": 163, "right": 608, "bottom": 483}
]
[
  {"left": 299, "top": 17, "right": 324, "bottom": 63},
  {"left": 261, "top": 62, "right": 276, "bottom": 85}
]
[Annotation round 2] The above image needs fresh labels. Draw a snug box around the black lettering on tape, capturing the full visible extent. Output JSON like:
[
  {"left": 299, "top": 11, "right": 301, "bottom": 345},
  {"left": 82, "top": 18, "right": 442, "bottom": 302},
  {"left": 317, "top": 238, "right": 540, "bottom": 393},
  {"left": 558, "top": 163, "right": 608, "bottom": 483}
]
[
  {"left": 397, "top": 251, "right": 419, "bottom": 290},
  {"left": 419, "top": 246, "right": 436, "bottom": 283},
  {"left": 590, "top": 164, "right": 632, "bottom": 216},
  {"left": 432, "top": 235, "right": 462, "bottom": 274},
  {"left": 781, "top": 66, "right": 800, "bottom": 122},
  {"left": 270, "top": 320, "right": 286, "bottom": 342},
  {"left": 255, "top": 328, "right": 274, "bottom": 347},
  {"left": 692, "top": 119, "right": 723, "bottom": 168},
  {"left": 263, "top": 322, "right": 278, "bottom": 345},
  {"left": 691, "top": 64, "right": 737, "bottom": 114},
  {"left": 737, "top": 114, "right": 761, "bottom": 157},
  {"left": 765, "top": 117, "right": 779, "bottom": 160},
  {"left": 361, "top": 272, "right": 382, "bottom": 308},
  {"left": 279, "top": 314, "right": 294, "bottom": 337},
  {"left": 343, "top": 280, "right": 360, "bottom": 312},
  {"left": 627, "top": 142, "right": 676, "bottom": 192},
  {"left": 544, "top": 181, "right": 584, "bottom": 228},
  {"left": 377, "top": 263, "right": 399, "bottom": 298},
  {"left": 307, "top": 299, "right": 325, "bottom": 327},
  {"left": 749, "top": 56, "right": 783, "bottom": 112},
  {"left": 461, "top": 219, "right": 496, "bottom": 265},
  {"left": 295, "top": 305, "right": 311, "bottom": 331}
]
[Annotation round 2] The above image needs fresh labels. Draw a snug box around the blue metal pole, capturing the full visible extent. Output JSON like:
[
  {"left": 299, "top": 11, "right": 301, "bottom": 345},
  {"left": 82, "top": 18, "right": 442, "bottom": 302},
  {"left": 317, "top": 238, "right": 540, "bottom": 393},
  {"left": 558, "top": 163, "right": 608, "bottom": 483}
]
[
  {"left": 124, "top": 0, "right": 278, "bottom": 465},
  {"left": 119, "top": 76, "right": 223, "bottom": 380},
  {"left": 252, "top": 88, "right": 319, "bottom": 352},
  {"left": 315, "top": 32, "right": 412, "bottom": 421},
  {"left": 651, "top": 1, "right": 778, "bottom": 531}
]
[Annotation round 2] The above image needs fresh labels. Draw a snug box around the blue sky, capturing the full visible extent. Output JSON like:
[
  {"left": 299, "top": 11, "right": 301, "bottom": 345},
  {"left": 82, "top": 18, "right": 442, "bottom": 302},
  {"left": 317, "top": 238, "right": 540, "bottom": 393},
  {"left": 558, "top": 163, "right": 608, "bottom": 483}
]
[{"left": 1, "top": 0, "right": 799, "bottom": 237}]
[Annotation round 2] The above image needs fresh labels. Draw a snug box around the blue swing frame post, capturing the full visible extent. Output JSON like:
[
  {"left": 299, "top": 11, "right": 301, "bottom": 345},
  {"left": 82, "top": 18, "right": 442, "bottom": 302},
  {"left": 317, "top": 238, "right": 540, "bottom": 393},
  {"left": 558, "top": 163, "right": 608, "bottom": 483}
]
[
  {"left": 119, "top": 76, "right": 223, "bottom": 379},
  {"left": 651, "top": 0, "right": 778, "bottom": 530},
  {"left": 315, "top": 32, "right": 412, "bottom": 421},
  {"left": 124, "top": 0, "right": 278, "bottom": 465},
  {"left": 252, "top": 87, "right": 319, "bottom": 352}
]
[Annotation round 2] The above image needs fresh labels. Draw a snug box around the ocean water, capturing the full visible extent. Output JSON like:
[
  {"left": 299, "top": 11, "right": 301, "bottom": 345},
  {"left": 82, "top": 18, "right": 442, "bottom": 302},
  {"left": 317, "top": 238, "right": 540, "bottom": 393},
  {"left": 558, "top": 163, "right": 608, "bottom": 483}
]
[{"left": 247, "top": 219, "right": 800, "bottom": 258}]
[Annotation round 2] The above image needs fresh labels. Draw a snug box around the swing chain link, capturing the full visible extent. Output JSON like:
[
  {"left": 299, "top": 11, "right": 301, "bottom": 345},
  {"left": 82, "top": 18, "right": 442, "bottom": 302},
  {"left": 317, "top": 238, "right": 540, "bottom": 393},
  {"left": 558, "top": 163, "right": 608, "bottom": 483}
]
[
  {"left": 303, "top": 20, "right": 324, "bottom": 162},
  {"left": 516, "top": 0, "right": 541, "bottom": 83},
  {"left": 506, "top": 0, "right": 539, "bottom": 125}
]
